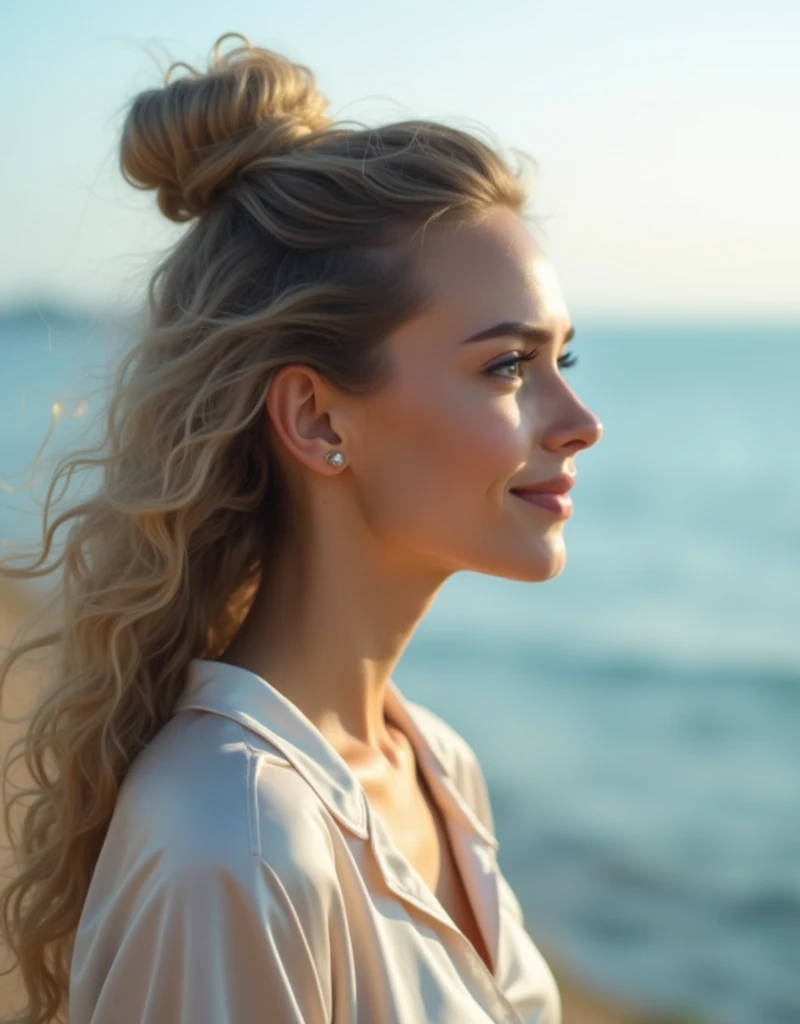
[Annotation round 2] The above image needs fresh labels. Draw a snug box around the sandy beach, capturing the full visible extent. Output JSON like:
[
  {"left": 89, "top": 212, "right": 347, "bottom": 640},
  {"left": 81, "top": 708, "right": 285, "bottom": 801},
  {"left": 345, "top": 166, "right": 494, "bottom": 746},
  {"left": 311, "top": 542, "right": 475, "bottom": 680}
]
[{"left": 0, "top": 578, "right": 675, "bottom": 1024}]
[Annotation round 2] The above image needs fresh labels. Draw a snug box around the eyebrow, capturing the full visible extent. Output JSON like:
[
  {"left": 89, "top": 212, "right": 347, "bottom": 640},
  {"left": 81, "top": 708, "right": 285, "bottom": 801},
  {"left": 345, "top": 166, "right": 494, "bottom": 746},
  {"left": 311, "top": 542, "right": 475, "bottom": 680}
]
[{"left": 460, "top": 322, "right": 576, "bottom": 346}]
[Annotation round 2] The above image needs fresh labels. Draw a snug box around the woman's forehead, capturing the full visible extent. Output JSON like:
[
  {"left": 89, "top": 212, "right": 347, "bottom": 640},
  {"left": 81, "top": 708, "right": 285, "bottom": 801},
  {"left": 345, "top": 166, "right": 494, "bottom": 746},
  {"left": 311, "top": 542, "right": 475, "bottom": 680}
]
[{"left": 408, "top": 210, "right": 569, "bottom": 335}]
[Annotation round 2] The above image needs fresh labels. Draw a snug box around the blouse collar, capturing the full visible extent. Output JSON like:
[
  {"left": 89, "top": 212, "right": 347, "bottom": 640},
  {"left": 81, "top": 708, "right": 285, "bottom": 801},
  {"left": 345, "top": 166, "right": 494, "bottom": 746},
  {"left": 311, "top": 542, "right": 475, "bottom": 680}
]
[{"left": 175, "top": 657, "right": 498, "bottom": 851}]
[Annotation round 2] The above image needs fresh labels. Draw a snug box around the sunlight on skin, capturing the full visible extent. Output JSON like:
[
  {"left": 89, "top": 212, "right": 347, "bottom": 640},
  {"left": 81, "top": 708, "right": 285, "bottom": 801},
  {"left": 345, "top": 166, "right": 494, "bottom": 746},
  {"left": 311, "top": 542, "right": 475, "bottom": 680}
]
[{"left": 223, "top": 207, "right": 603, "bottom": 753}]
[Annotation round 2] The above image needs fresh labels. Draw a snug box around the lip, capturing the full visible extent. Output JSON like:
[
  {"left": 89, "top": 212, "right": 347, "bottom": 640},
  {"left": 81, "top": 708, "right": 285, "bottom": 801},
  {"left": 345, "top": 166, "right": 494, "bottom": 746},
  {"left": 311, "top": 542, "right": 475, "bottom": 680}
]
[
  {"left": 510, "top": 473, "right": 576, "bottom": 495},
  {"left": 511, "top": 490, "right": 573, "bottom": 518}
]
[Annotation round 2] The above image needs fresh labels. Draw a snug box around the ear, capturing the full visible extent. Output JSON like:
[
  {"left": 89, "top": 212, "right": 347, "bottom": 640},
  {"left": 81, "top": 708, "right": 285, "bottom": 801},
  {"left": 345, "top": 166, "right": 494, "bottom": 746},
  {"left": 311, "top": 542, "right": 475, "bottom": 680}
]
[{"left": 265, "top": 365, "right": 349, "bottom": 475}]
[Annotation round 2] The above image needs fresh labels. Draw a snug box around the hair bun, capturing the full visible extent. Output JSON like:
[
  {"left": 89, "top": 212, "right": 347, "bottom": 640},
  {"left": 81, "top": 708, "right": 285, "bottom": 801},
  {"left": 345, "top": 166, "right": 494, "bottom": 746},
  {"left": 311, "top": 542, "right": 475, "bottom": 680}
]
[{"left": 119, "top": 32, "right": 333, "bottom": 223}]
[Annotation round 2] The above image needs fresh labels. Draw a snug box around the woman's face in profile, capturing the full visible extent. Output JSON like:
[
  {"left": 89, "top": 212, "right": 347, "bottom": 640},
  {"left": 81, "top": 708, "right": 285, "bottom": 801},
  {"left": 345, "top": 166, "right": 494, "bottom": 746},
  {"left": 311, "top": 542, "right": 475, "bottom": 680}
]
[{"left": 349, "top": 205, "right": 604, "bottom": 584}]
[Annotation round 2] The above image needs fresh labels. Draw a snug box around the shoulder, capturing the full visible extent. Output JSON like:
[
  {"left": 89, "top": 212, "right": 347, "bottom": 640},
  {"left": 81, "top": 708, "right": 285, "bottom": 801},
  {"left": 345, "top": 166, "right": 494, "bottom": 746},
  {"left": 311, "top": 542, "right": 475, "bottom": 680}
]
[
  {"left": 105, "top": 709, "right": 339, "bottom": 908},
  {"left": 73, "top": 720, "right": 336, "bottom": 1023}
]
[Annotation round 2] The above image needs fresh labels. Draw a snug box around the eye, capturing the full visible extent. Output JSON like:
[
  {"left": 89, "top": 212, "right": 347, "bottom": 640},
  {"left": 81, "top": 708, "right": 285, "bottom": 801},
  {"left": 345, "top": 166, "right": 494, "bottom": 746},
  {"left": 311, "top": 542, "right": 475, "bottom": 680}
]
[
  {"left": 487, "top": 348, "right": 579, "bottom": 381},
  {"left": 558, "top": 350, "right": 579, "bottom": 370}
]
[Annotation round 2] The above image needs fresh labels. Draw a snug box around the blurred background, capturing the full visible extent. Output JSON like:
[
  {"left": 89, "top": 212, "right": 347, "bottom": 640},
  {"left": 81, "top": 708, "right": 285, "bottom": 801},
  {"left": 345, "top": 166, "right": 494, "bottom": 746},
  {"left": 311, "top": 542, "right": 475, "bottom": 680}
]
[{"left": 1, "top": 2, "right": 798, "bottom": 1023}]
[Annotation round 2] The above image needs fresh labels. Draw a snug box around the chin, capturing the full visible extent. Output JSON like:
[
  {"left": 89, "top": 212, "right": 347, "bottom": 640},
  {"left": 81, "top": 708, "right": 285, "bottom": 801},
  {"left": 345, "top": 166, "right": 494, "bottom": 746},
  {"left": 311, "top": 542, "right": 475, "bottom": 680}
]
[
  {"left": 505, "top": 559, "right": 566, "bottom": 584},
  {"left": 473, "top": 543, "right": 567, "bottom": 584}
]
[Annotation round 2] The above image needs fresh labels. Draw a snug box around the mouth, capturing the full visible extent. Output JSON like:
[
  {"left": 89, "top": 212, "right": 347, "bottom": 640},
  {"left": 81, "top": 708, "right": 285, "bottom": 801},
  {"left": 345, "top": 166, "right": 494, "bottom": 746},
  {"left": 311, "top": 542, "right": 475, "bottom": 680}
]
[{"left": 510, "top": 490, "right": 573, "bottom": 518}]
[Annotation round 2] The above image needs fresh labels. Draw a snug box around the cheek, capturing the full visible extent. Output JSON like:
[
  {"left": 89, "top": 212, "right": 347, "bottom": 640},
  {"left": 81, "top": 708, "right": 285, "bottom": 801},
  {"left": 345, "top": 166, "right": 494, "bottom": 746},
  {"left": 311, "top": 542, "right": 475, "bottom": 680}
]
[{"left": 357, "top": 376, "right": 527, "bottom": 542}]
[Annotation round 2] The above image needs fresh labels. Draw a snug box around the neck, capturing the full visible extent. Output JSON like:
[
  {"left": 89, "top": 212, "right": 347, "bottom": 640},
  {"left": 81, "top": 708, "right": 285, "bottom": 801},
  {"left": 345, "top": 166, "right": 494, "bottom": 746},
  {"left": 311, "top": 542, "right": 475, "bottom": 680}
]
[{"left": 218, "top": 493, "right": 450, "bottom": 750}]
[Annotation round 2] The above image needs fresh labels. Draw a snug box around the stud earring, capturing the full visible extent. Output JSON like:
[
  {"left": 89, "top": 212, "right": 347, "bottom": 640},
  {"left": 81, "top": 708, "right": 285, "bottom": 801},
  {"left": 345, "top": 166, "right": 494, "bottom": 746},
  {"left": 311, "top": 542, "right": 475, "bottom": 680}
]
[{"left": 324, "top": 451, "right": 345, "bottom": 467}]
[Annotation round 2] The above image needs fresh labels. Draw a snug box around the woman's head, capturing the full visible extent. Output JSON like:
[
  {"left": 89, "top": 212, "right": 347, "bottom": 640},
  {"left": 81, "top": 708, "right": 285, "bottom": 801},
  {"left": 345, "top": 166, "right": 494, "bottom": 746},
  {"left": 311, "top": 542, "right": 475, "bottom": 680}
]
[
  {"left": 274, "top": 206, "right": 603, "bottom": 591},
  {"left": 0, "top": 31, "right": 599, "bottom": 1023},
  {"left": 118, "top": 31, "right": 600, "bottom": 589}
]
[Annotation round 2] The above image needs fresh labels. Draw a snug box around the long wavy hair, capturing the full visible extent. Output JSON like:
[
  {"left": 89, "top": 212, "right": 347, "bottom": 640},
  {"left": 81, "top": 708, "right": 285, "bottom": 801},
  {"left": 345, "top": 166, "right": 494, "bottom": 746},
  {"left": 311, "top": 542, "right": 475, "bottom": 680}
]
[{"left": 0, "top": 31, "right": 531, "bottom": 1024}]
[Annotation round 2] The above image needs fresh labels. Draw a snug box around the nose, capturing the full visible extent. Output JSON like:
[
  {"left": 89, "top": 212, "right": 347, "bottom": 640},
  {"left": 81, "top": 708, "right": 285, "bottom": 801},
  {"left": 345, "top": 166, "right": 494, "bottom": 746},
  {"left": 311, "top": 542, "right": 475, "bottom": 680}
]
[
  {"left": 579, "top": 411, "right": 603, "bottom": 449},
  {"left": 563, "top": 414, "right": 602, "bottom": 455},
  {"left": 543, "top": 390, "right": 604, "bottom": 456}
]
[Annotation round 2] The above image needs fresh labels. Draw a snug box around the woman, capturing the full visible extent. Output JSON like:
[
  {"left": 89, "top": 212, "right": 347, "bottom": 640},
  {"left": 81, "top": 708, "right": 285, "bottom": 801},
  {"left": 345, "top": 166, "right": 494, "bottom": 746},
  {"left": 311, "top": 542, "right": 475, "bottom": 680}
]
[{"left": 0, "top": 32, "right": 602, "bottom": 1024}]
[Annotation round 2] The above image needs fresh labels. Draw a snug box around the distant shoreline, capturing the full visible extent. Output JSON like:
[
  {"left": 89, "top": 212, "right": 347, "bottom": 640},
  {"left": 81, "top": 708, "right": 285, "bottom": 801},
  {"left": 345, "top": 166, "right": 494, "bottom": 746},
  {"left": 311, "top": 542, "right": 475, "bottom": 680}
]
[{"left": 2, "top": 299, "right": 799, "bottom": 335}]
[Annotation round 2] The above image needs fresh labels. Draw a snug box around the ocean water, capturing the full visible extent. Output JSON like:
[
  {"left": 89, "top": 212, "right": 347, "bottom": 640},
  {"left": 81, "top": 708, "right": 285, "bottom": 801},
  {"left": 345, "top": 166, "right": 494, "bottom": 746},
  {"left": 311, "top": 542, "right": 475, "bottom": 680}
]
[{"left": 1, "top": 308, "right": 798, "bottom": 1024}]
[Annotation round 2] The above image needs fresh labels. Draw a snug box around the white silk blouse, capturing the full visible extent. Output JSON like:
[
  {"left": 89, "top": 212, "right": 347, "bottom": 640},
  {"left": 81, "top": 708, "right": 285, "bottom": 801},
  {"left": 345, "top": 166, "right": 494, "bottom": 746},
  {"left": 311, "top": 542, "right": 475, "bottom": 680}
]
[{"left": 69, "top": 658, "right": 561, "bottom": 1023}]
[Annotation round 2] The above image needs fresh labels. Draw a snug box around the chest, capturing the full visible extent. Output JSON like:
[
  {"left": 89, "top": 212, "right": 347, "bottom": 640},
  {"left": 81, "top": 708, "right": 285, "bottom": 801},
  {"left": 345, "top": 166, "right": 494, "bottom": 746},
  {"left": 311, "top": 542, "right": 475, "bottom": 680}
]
[{"left": 363, "top": 766, "right": 494, "bottom": 974}]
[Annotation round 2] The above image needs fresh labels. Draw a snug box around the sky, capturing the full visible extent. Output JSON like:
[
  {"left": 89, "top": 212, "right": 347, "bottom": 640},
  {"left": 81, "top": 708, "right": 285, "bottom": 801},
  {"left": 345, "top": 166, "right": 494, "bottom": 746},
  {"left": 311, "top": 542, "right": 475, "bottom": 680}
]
[{"left": 2, "top": 0, "right": 798, "bottom": 321}]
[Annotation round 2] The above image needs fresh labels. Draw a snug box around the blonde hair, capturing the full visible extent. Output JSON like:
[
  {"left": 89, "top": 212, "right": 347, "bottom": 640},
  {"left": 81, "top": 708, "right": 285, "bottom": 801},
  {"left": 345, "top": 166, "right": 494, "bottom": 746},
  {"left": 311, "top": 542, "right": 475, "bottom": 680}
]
[{"left": 0, "top": 31, "right": 530, "bottom": 1023}]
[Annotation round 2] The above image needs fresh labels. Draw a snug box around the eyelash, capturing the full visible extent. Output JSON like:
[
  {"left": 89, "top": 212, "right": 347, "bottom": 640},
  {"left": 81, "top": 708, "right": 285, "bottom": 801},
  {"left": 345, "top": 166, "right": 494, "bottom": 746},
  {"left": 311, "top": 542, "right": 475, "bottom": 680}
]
[{"left": 487, "top": 348, "right": 579, "bottom": 380}]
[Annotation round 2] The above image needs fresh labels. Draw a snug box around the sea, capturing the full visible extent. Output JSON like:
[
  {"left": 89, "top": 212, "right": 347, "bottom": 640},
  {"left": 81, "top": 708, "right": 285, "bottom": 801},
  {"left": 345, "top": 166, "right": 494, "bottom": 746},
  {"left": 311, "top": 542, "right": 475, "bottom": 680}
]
[{"left": 1, "top": 305, "right": 798, "bottom": 1024}]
